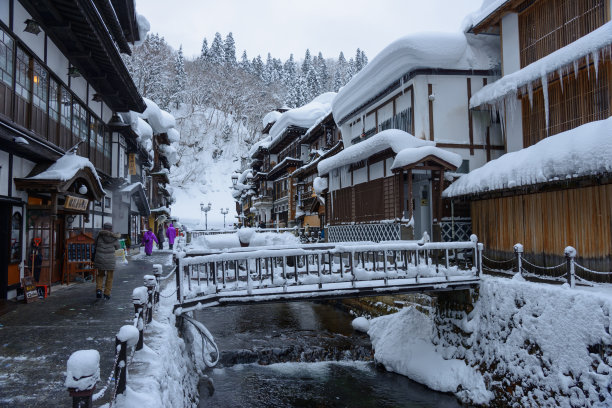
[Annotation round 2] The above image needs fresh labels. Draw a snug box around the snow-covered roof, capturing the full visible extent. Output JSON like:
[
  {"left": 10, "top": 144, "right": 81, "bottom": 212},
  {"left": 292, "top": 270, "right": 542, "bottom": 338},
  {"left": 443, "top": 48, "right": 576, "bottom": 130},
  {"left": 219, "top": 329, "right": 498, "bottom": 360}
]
[
  {"left": 332, "top": 32, "right": 499, "bottom": 124},
  {"left": 318, "top": 129, "right": 434, "bottom": 175},
  {"left": 248, "top": 136, "right": 271, "bottom": 158},
  {"left": 470, "top": 21, "right": 612, "bottom": 108},
  {"left": 31, "top": 152, "right": 103, "bottom": 191},
  {"left": 120, "top": 182, "right": 144, "bottom": 193},
  {"left": 462, "top": 0, "right": 509, "bottom": 32},
  {"left": 262, "top": 111, "right": 282, "bottom": 128},
  {"left": 141, "top": 97, "right": 176, "bottom": 134},
  {"left": 268, "top": 93, "right": 336, "bottom": 148},
  {"left": 443, "top": 117, "right": 612, "bottom": 197},
  {"left": 391, "top": 146, "right": 462, "bottom": 171}
]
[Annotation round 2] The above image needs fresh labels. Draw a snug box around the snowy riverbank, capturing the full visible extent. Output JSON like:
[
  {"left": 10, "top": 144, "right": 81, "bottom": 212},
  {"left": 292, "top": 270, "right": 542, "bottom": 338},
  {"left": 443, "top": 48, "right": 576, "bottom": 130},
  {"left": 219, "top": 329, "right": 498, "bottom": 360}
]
[{"left": 366, "top": 276, "right": 612, "bottom": 406}]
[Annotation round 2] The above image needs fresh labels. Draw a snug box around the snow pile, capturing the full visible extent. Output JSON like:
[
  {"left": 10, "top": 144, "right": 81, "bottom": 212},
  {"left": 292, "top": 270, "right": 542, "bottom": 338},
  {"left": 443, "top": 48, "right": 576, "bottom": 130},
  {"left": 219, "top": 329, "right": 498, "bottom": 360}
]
[
  {"left": 391, "top": 145, "right": 462, "bottom": 170},
  {"left": 444, "top": 117, "right": 612, "bottom": 197},
  {"left": 351, "top": 316, "right": 370, "bottom": 333},
  {"left": 368, "top": 307, "right": 492, "bottom": 404},
  {"left": 141, "top": 98, "right": 176, "bottom": 134},
  {"left": 30, "top": 152, "right": 104, "bottom": 190},
  {"left": 318, "top": 129, "right": 433, "bottom": 175},
  {"left": 262, "top": 110, "right": 282, "bottom": 128},
  {"left": 191, "top": 231, "right": 300, "bottom": 250},
  {"left": 65, "top": 350, "right": 100, "bottom": 391},
  {"left": 332, "top": 32, "right": 499, "bottom": 123},
  {"left": 237, "top": 227, "right": 255, "bottom": 245},
  {"left": 471, "top": 21, "right": 612, "bottom": 108},
  {"left": 133, "top": 14, "right": 150, "bottom": 47},
  {"left": 268, "top": 93, "right": 336, "bottom": 148},
  {"left": 462, "top": 0, "right": 509, "bottom": 32},
  {"left": 313, "top": 177, "right": 328, "bottom": 194}
]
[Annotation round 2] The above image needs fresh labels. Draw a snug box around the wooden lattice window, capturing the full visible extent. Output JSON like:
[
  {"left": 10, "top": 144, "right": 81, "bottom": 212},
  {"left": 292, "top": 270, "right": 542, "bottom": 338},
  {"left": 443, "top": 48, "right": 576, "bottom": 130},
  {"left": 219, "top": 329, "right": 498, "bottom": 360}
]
[
  {"left": 521, "top": 61, "right": 610, "bottom": 147},
  {"left": 519, "top": 0, "right": 606, "bottom": 68}
]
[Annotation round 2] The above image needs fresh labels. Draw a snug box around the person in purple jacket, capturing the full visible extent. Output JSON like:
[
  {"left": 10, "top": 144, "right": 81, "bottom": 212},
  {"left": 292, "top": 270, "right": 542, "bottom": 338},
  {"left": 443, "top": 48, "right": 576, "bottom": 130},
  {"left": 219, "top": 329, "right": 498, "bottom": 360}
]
[
  {"left": 166, "top": 223, "right": 177, "bottom": 250},
  {"left": 143, "top": 228, "right": 158, "bottom": 256}
]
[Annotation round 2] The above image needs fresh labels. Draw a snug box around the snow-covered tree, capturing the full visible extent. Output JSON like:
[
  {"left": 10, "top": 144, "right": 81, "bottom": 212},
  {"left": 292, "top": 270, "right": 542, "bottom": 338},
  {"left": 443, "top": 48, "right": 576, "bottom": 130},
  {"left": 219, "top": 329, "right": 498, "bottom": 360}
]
[
  {"left": 240, "top": 50, "right": 251, "bottom": 73},
  {"left": 209, "top": 32, "right": 225, "bottom": 65},
  {"left": 172, "top": 45, "right": 186, "bottom": 109},
  {"left": 224, "top": 32, "right": 236, "bottom": 66}
]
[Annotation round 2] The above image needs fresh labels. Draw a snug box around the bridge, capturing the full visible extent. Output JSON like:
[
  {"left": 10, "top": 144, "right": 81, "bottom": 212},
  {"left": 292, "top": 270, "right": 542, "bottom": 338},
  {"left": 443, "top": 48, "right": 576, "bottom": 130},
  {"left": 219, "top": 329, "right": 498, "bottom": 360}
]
[{"left": 173, "top": 237, "right": 483, "bottom": 313}]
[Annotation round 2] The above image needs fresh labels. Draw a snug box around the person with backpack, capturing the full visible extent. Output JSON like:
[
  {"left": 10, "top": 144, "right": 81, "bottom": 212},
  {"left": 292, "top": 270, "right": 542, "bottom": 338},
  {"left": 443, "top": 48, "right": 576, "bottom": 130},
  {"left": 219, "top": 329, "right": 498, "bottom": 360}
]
[{"left": 93, "top": 222, "right": 120, "bottom": 300}]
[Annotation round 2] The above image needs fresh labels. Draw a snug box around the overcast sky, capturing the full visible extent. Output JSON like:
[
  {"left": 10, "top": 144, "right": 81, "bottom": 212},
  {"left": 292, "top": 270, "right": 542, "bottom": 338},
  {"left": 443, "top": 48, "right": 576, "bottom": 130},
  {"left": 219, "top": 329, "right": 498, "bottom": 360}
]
[{"left": 136, "top": 0, "right": 484, "bottom": 62}]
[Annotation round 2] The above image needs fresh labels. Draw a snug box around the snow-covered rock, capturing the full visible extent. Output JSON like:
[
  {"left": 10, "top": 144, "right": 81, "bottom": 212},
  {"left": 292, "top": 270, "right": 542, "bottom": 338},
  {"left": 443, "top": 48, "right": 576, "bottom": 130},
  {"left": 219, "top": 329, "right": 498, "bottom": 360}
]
[{"left": 351, "top": 316, "right": 370, "bottom": 332}]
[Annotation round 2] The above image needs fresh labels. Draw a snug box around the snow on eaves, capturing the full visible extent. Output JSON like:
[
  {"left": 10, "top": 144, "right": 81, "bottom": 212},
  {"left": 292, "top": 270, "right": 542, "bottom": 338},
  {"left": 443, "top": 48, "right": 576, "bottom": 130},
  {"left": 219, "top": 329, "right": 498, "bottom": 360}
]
[
  {"left": 318, "top": 129, "right": 433, "bottom": 175},
  {"left": 443, "top": 117, "right": 612, "bottom": 197},
  {"left": 31, "top": 152, "right": 104, "bottom": 191},
  {"left": 141, "top": 97, "right": 176, "bottom": 134},
  {"left": 262, "top": 111, "right": 282, "bottom": 128},
  {"left": 249, "top": 136, "right": 271, "bottom": 158},
  {"left": 133, "top": 14, "right": 150, "bottom": 47},
  {"left": 461, "top": 0, "right": 509, "bottom": 32},
  {"left": 391, "top": 146, "right": 462, "bottom": 171},
  {"left": 471, "top": 21, "right": 612, "bottom": 108},
  {"left": 332, "top": 32, "right": 499, "bottom": 124},
  {"left": 268, "top": 93, "right": 336, "bottom": 148}
]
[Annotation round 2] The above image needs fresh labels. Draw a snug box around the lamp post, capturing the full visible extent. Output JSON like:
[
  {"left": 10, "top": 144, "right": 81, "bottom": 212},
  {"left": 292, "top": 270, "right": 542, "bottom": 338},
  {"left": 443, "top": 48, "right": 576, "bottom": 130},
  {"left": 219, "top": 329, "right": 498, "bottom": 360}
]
[
  {"left": 200, "top": 202, "right": 211, "bottom": 230},
  {"left": 220, "top": 208, "right": 229, "bottom": 229},
  {"left": 231, "top": 173, "right": 239, "bottom": 186}
]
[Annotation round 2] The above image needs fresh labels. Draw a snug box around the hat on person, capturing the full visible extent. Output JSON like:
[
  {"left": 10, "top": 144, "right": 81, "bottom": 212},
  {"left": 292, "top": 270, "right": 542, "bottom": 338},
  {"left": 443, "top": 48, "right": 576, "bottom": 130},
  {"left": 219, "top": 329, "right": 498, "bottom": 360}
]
[{"left": 103, "top": 222, "right": 113, "bottom": 230}]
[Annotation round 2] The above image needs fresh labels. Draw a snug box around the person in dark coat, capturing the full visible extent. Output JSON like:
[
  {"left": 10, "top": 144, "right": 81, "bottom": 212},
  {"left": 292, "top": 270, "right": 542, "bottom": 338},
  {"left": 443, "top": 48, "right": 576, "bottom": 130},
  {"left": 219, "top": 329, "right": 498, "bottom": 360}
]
[
  {"left": 94, "top": 222, "right": 120, "bottom": 300},
  {"left": 143, "top": 228, "right": 158, "bottom": 256},
  {"left": 156, "top": 224, "right": 165, "bottom": 249},
  {"left": 166, "top": 223, "right": 177, "bottom": 250}
]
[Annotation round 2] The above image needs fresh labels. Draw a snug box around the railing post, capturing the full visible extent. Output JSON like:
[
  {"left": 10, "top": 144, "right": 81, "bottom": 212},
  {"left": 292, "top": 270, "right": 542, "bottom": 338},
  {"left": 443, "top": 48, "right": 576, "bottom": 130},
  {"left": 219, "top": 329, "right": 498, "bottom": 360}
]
[
  {"left": 174, "top": 254, "right": 181, "bottom": 302},
  {"left": 115, "top": 325, "right": 140, "bottom": 397},
  {"left": 470, "top": 234, "right": 478, "bottom": 274},
  {"left": 564, "top": 246, "right": 576, "bottom": 288},
  {"left": 144, "top": 275, "right": 156, "bottom": 324},
  {"left": 153, "top": 264, "right": 162, "bottom": 305},
  {"left": 132, "top": 287, "right": 148, "bottom": 351},
  {"left": 477, "top": 243, "right": 484, "bottom": 278},
  {"left": 66, "top": 350, "right": 99, "bottom": 408},
  {"left": 514, "top": 243, "right": 524, "bottom": 276}
]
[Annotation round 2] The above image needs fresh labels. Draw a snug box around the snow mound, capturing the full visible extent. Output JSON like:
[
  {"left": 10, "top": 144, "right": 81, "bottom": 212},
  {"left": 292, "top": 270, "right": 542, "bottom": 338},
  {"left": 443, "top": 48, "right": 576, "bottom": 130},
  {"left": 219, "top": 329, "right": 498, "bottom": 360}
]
[
  {"left": 141, "top": 97, "right": 176, "bottom": 134},
  {"left": 351, "top": 316, "right": 370, "bottom": 332},
  {"left": 313, "top": 177, "right": 328, "bottom": 194},
  {"left": 444, "top": 117, "right": 612, "bottom": 197},
  {"left": 391, "top": 145, "right": 462, "bottom": 171},
  {"left": 65, "top": 350, "right": 100, "bottom": 391},
  {"left": 262, "top": 111, "right": 282, "bottom": 128},
  {"left": 462, "top": 0, "right": 509, "bottom": 32},
  {"left": 332, "top": 32, "right": 499, "bottom": 123}
]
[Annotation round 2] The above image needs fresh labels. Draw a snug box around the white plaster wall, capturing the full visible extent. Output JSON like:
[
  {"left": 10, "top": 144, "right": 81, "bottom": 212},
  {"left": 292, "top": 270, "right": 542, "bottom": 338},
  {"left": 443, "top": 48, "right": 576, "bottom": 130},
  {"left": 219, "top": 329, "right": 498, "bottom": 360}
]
[
  {"left": 370, "top": 161, "right": 384, "bottom": 180},
  {"left": 0, "top": 1, "right": 9, "bottom": 26},
  {"left": 431, "top": 76, "right": 470, "bottom": 144},
  {"left": 12, "top": 156, "right": 35, "bottom": 201},
  {"left": 70, "top": 76, "right": 87, "bottom": 102},
  {"left": 0, "top": 150, "right": 8, "bottom": 196},
  {"left": 385, "top": 157, "right": 394, "bottom": 177},
  {"left": 501, "top": 13, "right": 521, "bottom": 76},
  {"left": 13, "top": 2, "right": 44, "bottom": 59},
  {"left": 102, "top": 103, "right": 112, "bottom": 122},
  {"left": 505, "top": 98, "right": 523, "bottom": 152},
  {"left": 88, "top": 84, "right": 102, "bottom": 115},
  {"left": 353, "top": 167, "right": 367, "bottom": 185},
  {"left": 412, "top": 77, "right": 430, "bottom": 140},
  {"left": 46, "top": 39, "right": 69, "bottom": 83}
]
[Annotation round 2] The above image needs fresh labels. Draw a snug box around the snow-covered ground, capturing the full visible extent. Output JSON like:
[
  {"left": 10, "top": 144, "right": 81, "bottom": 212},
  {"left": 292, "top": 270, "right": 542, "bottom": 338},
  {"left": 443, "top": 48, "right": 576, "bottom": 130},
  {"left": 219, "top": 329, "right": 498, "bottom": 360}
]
[{"left": 362, "top": 276, "right": 612, "bottom": 406}]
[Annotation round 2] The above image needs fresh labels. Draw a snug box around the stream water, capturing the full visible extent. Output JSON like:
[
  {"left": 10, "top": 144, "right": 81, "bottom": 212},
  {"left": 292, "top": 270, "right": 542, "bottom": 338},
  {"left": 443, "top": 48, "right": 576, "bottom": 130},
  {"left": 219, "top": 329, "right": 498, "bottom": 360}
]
[{"left": 195, "top": 301, "right": 460, "bottom": 407}]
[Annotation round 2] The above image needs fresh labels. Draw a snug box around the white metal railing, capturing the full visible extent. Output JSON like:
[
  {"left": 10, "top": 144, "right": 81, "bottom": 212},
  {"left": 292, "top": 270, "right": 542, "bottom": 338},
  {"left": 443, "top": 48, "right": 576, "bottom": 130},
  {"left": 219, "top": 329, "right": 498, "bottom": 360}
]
[{"left": 174, "top": 237, "right": 483, "bottom": 310}]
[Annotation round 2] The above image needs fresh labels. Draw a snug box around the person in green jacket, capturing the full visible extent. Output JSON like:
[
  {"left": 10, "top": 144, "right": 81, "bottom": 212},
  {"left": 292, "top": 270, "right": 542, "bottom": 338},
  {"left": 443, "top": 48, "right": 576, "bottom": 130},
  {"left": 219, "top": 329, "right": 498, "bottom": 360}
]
[{"left": 93, "top": 222, "right": 120, "bottom": 300}]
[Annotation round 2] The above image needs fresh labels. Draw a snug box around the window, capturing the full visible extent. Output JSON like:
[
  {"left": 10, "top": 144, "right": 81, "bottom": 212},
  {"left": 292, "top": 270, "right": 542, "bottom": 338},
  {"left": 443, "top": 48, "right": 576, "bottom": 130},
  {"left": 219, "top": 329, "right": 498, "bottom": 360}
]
[
  {"left": 15, "top": 47, "right": 30, "bottom": 101},
  {"left": 72, "top": 102, "right": 88, "bottom": 142},
  {"left": 32, "top": 60, "right": 48, "bottom": 110},
  {"left": 49, "top": 79, "right": 60, "bottom": 122},
  {"left": 10, "top": 210, "right": 22, "bottom": 263},
  {"left": 0, "top": 28, "right": 13, "bottom": 86},
  {"left": 104, "top": 197, "right": 111, "bottom": 208},
  {"left": 60, "top": 87, "right": 71, "bottom": 129}
]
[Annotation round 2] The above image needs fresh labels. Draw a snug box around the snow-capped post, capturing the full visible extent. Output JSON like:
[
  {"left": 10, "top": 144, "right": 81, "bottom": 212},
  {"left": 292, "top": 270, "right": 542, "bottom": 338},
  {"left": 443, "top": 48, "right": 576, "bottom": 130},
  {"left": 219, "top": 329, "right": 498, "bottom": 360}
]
[
  {"left": 132, "top": 287, "right": 148, "bottom": 351},
  {"left": 514, "top": 243, "right": 524, "bottom": 276},
  {"left": 174, "top": 254, "right": 181, "bottom": 302},
  {"left": 144, "top": 275, "right": 157, "bottom": 324},
  {"left": 564, "top": 246, "right": 576, "bottom": 288},
  {"left": 153, "top": 264, "right": 163, "bottom": 305},
  {"left": 470, "top": 234, "right": 478, "bottom": 273},
  {"left": 114, "top": 325, "right": 139, "bottom": 397},
  {"left": 477, "top": 243, "right": 484, "bottom": 278},
  {"left": 65, "top": 349, "right": 99, "bottom": 408}
]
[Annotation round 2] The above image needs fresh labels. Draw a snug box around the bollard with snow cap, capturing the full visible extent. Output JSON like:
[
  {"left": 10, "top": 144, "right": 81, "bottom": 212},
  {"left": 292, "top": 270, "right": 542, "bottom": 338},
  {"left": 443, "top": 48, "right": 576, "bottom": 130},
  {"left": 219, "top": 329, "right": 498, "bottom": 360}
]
[
  {"left": 114, "top": 325, "right": 139, "bottom": 396},
  {"left": 144, "top": 275, "right": 156, "bottom": 323},
  {"left": 153, "top": 264, "right": 163, "bottom": 304},
  {"left": 132, "top": 286, "right": 148, "bottom": 351},
  {"left": 564, "top": 246, "right": 576, "bottom": 288},
  {"left": 65, "top": 349, "right": 100, "bottom": 408},
  {"left": 514, "top": 243, "right": 524, "bottom": 276}
]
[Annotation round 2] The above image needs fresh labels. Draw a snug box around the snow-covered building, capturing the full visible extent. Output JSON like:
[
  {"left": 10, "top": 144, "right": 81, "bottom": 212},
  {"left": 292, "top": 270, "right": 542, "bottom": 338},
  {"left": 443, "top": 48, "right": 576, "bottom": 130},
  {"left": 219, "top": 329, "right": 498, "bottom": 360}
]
[
  {"left": 0, "top": 0, "right": 147, "bottom": 298},
  {"left": 322, "top": 31, "right": 501, "bottom": 242},
  {"left": 446, "top": 0, "right": 612, "bottom": 271}
]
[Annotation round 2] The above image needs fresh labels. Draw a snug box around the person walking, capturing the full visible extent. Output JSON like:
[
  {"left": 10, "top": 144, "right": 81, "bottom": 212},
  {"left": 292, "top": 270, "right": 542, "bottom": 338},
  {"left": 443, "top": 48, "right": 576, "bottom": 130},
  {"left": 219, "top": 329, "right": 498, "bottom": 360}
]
[
  {"left": 143, "top": 228, "right": 158, "bottom": 256},
  {"left": 156, "top": 224, "right": 165, "bottom": 250},
  {"left": 93, "top": 222, "right": 120, "bottom": 300},
  {"left": 166, "top": 223, "right": 177, "bottom": 250}
]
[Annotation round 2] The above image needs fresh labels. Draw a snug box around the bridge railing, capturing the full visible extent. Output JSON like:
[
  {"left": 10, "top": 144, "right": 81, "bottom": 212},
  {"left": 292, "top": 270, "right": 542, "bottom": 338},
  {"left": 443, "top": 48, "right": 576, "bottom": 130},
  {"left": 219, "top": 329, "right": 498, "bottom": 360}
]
[{"left": 175, "top": 236, "right": 483, "bottom": 306}]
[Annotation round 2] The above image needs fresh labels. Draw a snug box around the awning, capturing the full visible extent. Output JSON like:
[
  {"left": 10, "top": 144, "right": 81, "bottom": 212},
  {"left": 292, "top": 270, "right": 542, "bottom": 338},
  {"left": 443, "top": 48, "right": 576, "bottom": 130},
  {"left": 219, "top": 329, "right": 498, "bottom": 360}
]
[{"left": 120, "top": 182, "right": 150, "bottom": 216}]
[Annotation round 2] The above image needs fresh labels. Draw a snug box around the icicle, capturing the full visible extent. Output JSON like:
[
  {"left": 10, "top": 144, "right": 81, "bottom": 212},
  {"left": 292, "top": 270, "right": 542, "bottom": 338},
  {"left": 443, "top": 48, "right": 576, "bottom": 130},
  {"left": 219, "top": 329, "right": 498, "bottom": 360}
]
[
  {"left": 557, "top": 68, "right": 564, "bottom": 93},
  {"left": 586, "top": 53, "right": 590, "bottom": 80},
  {"left": 592, "top": 50, "right": 600, "bottom": 80},
  {"left": 527, "top": 82, "right": 534, "bottom": 109},
  {"left": 541, "top": 74, "right": 549, "bottom": 136},
  {"left": 573, "top": 60, "right": 579, "bottom": 79}
]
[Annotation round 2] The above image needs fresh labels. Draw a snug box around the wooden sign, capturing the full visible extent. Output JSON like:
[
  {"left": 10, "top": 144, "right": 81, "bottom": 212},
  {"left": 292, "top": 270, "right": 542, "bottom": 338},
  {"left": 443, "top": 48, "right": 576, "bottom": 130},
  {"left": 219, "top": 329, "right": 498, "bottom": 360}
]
[
  {"left": 65, "top": 195, "right": 89, "bottom": 211},
  {"left": 21, "top": 276, "right": 39, "bottom": 303},
  {"left": 128, "top": 153, "right": 136, "bottom": 175}
]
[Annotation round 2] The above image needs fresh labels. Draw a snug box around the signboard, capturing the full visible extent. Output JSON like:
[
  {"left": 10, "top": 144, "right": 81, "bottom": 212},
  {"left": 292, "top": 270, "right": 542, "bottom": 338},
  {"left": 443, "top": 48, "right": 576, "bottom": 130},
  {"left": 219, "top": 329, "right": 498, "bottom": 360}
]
[
  {"left": 21, "top": 276, "right": 38, "bottom": 303},
  {"left": 65, "top": 195, "right": 89, "bottom": 211},
  {"left": 128, "top": 153, "right": 136, "bottom": 175}
]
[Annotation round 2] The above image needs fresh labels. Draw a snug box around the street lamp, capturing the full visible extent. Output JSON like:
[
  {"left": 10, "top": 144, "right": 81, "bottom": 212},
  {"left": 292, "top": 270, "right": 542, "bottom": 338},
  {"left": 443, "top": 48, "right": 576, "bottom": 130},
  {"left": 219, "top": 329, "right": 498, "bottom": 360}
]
[
  {"left": 220, "top": 208, "right": 229, "bottom": 229},
  {"left": 200, "top": 202, "right": 211, "bottom": 230},
  {"left": 231, "top": 173, "right": 239, "bottom": 186}
]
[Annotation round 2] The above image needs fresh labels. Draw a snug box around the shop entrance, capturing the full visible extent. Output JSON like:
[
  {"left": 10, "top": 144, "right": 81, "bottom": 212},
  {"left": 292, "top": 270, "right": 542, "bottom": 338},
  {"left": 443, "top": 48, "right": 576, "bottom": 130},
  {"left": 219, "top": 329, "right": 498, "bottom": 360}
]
[{"left": 0, "top": 203, "right": 24, "bottom": 299}]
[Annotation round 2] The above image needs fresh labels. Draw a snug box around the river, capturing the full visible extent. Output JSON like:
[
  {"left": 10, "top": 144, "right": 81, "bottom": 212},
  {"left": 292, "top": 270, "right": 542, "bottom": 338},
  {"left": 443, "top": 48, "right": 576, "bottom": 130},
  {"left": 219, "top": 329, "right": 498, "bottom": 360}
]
[{"left": 194, "top": 301, "right": 461, "bottom": 407}]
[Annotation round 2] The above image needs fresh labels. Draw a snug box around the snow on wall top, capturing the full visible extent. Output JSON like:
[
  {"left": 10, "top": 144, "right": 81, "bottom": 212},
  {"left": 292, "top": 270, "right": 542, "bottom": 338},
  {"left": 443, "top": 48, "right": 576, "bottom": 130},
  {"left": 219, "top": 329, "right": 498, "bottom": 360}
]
[
  {"left": 470, "top": 21, "right": 612, "bottom": 108},
  {"left": 318, "top": 129, "right": 433, "bottom": 175},
  {"left": 262, "top": 111, "right": 282, "bottom": 128},
  {"left": 443, "top": 117, "right": 612, "bottom": 197},
  {"left": 332, "top": 32, "right": 500, "bottom": 124},
  {"left": 31, "top": 152, "right": 104, "bottom": 191},
  {"left": 269, "top": 92, "right": 336, "bottom": 147},
  {"left": 141, "top": 97, "right": 176, "bottom": 134},
  {"left": 391, "top": 146, "right": 462, "bottom": 171},
  {"left": 461, "top": 0, "right": 509, "bottom": 32}
]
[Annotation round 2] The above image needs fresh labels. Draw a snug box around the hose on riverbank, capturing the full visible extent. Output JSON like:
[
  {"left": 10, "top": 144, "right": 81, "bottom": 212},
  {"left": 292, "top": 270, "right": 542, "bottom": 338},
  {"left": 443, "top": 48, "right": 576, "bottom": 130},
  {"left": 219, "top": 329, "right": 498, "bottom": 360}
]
[{"left": 181, "top": 314, "right": 220, "bottom": 368}]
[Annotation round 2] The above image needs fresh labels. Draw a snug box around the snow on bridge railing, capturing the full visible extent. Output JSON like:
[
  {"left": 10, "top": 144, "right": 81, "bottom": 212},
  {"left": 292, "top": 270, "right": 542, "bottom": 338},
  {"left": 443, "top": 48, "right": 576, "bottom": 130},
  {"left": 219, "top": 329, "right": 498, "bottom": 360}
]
[{"left": 173, "top": 236, "right": 483, "bottom": 310}]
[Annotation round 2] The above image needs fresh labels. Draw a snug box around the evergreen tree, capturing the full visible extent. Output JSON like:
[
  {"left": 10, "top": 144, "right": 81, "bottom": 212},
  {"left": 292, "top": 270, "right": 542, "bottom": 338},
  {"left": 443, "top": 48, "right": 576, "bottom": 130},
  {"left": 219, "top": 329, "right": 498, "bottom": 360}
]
[
  {"left": 252, "top": 55, "right": 264, "bottom": 79},
  {"left": 348, "top": 57, "right": 356, "bottom": 80},
  {"left": 360, "top": 50, "right": 368, "bottom": 68},
  {"left": 224, "top": 32, "right": 237, "bottom": 66},
  {"left": 173, "top": 45, "right": 186, "bottom": 109},
  {"left": 315, "top": 52, "right": 329, "bottom": 92},
  {"left": 240, "top": 50, "right": 251, "bottom": 73},
  {"left": 209, "top": 32, "right": 225, "bottom": 65},
  {"left": 301, "top": 49, "right": 312, "bottom": 76},
  {"left": 199, "top": 38, "right": 209, "bottom": 63},
  {"left": 262, "top": 53, "right": 273, "bottom": 83},
  {"left": 333, "top": 51, "right": 347, "bottom": 91},
  {"left": 283, "top": 54, "right": 297, "bottom": 87},
  {"left": 354, "top": 48, "right": 364, "bottom": 72}
]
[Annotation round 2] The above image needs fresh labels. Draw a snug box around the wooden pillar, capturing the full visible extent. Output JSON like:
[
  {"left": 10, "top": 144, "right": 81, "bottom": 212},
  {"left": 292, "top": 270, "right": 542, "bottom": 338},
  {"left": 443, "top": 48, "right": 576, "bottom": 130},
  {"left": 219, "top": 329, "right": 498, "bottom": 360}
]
[
  {"left": 398, "top": 171, "right": 404, "bottom": 218},
  {"left": 407, "top": 169, "right": 413, "bottom": 221}
]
